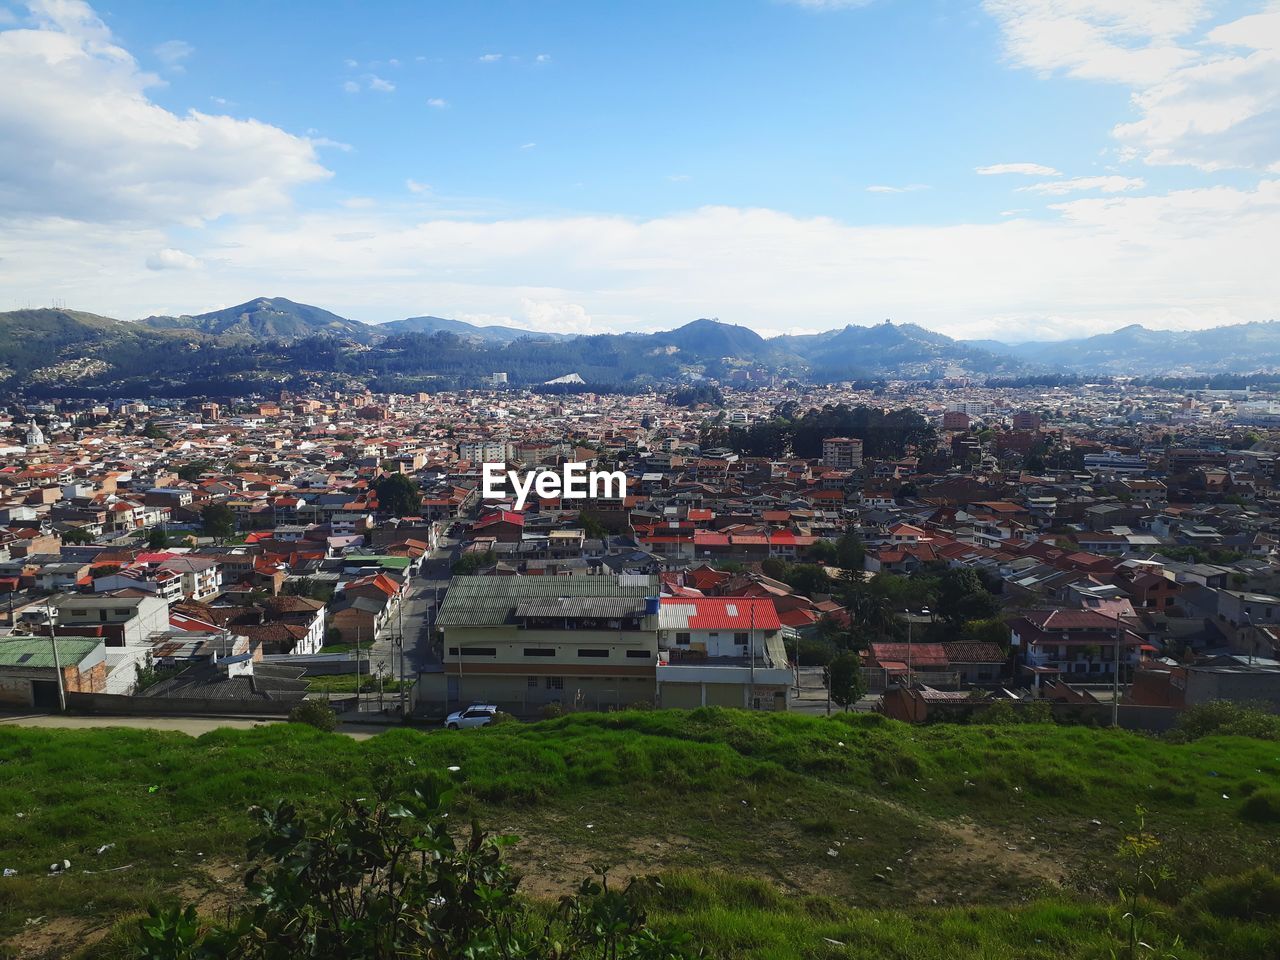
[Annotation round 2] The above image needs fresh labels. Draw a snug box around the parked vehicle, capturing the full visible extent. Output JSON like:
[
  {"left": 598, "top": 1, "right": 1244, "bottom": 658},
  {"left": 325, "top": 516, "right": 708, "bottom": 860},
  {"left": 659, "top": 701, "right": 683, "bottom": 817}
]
[{"left": 445, "top": 704, "right": 498, "bottom": 729}]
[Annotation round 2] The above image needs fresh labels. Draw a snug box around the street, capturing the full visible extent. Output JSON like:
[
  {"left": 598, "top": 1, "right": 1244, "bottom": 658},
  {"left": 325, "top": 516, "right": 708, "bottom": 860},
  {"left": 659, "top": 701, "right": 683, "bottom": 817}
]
[{"left": 366, "top": 536, "right": 456, "bottom": 680}]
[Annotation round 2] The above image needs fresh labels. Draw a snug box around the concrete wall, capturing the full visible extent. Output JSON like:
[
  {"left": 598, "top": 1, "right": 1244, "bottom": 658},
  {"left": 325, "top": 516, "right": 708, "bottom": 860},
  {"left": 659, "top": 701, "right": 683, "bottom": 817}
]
[{"left": 67, "top": 692, "right": 296, "bottom": 716}]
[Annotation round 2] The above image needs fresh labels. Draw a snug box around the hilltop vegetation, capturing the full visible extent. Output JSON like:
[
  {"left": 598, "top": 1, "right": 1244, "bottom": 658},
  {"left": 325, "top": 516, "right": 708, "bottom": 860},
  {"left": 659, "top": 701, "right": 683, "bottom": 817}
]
[{"left": 2, "top": 710, "right": 1279, "bottom": 958}]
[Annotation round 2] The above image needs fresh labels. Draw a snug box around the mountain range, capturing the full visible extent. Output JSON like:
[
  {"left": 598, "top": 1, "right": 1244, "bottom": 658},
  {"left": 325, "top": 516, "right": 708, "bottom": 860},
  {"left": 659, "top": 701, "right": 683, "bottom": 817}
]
[{"left": 3, "top": 296, "right": 1279, "bottom": 397}]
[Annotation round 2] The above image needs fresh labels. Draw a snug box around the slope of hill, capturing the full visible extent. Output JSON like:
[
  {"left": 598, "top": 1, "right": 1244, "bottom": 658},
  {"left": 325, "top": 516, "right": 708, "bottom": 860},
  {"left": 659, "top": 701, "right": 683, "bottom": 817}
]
[
  {"left": 373, "top": 315, "right": 566, "bottom": 342},
  {"left": 779, "top": 320, "right": 1023, "bottom": 379},
  {"left": 2, "top": 710, "right": 1278, "bottom": 960},
  {"left": 0, "top": 308, "right": 211, "bottom": 388},
  {"left": 142, "top": 297, "right": 374, "bottom": 343}
]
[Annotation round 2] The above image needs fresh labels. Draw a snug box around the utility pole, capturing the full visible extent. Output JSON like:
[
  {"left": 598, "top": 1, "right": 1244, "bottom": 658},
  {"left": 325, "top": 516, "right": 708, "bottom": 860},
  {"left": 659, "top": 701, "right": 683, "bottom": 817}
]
[
  {"left": 45, "top": 604, "right": 66, "bottom": 713},
  {"left": 355, "top": 625, "right": 362, "bottom": 714},
  {"left": 1112, "top": 611, "right": 1122, "bottom": 727}
]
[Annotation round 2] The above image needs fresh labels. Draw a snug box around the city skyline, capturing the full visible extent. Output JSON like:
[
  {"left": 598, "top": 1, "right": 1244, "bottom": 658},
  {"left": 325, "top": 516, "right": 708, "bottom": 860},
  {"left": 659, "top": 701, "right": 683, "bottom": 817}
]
[{"left": 1, "top": 0, "right": 1277, "bottom": 339}]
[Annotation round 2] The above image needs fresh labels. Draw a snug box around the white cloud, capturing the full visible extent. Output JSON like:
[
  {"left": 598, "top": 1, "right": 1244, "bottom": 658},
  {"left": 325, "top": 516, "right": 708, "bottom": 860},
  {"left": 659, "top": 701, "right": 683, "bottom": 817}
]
[
  {"left": 987, "top": 2, "right": 1280, "bottom": 174},
  {"left": 975, "top": 162, "right": 1062, "bottom": 176},
  {"left": 667, "top": 173, "right": 692, "bottom": 182},
  {"left": 983, "top": 0, "right": 1210, "bottom": 86},
  {"left": 520, "top": 299, "right": 595, "bottom": 334},
  {"left": 367, "top": 74, "right": 395, "bottom": 92},
  {"left": 519, "top": 141, "right": 536, "bottom": 150},
  {"left": 153, "top": 38, "right": 192, "bottom": 70},
  {"left": 479, "top": 52, "right": 502, "bottom": 62},
  {"left": 145, "top": 247, "right": 200, "bottom": 270},
  {"left": 406, "top": 179, "right": 431, "bottom": 194},
  {"left": 426, "top": 97, "right": 448, "bottom": 108},
  {"left": 342, "top": 79, "right": 360, "bottom": 93},
  {"left": 1019, "top": 175, "right": 1145, "bottom": 195},
  {"left": 12, "top": 182, "right": 1275, "bottom": 340},
  {"left": 343, "top": 58, "right": 357, "bottom": 68},
  {"left": 1113, "top": 10, "right": 1280, "bottom": 172},
  {"left": 535, "top": 53, "right": 551, "bottom": 63},
  {"left": 866, "top": 183, "right": 929, "bottom": 193},
  {"left": 0, "top": 1, "right": 328, "bottom": 225},
  {"left": 341, "top": 197, "right": 377, "bottom": 209}
]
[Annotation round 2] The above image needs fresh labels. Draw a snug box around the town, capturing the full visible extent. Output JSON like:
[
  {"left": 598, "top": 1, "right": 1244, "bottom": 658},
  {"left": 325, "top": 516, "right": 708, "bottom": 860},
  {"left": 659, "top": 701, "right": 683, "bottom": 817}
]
[{"left": 2, "top": 376, "right": 1277, "bottom": 730}]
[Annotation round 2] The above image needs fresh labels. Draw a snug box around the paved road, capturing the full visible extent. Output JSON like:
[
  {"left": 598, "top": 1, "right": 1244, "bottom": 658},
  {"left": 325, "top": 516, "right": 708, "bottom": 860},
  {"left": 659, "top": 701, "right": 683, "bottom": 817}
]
[
  {"left": 367, "top": 537, "right": 455, "bottom": 678},
  {"left": 0, "top": 712, "right": 384, "bottom": 739}
]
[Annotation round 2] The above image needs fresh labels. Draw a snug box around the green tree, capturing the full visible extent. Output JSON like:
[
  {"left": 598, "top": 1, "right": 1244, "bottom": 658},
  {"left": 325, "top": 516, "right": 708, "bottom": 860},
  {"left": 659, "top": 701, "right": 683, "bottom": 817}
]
[
  {"left": 146, "top": 527, "right": 169, "bottom": 549},
  {"left": 935, "top": 568, "right": 1001, "bottom": 626},
  {"left": 201, "top": 503, "right": 236, "bottom": 543},
  {"left": 60, "top": 526, "right": 94, "bottom": 545},
  {"left": 374, "top": 472, "right": 422, "bottom": 518},
  {"left": 835, "top": 530, "right": 865, "bottom": 571},
  {"left": 825, "top": 651, "right": 865, "bottom": 711}
]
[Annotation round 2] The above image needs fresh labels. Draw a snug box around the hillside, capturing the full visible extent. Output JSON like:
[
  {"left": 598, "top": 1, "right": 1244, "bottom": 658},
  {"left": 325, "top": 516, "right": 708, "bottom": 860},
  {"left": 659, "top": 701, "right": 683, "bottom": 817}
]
[
  {"left": 2, "top": 710, "right": 1278, "bottom": 959},
  {"left": 373, "top": 315, "right": 566, "bottom": 342},
  {"left": 7, "top": 296, "right": 1280, "bottom": 396},
  {"left": 141, "top": 297, "right": 374, "bottom": 343},
  {"left": 779, "top": 320, "right": 1022, "bottom": 380}
]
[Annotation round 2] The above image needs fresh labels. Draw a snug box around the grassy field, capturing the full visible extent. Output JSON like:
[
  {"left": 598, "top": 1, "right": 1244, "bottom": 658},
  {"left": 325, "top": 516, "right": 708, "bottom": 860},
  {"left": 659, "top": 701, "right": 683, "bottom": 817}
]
[{"left": 1, "top": 709, "right": 1278, "bottom": 958}]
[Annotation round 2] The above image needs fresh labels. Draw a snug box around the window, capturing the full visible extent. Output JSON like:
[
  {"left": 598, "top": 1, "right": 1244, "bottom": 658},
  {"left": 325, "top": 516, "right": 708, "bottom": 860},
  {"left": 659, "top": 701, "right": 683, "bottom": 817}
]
[
  {"left": 675, "top": 632, "right": 690, "bottom": 645},
  {"left": 523, "top": 647, "right": 555, "bottom": 657},
  {"left": 625, "top": 650, "right": 650, "bottom": 659},
  {"left": 527, "top": 676, "right": 538, "bottom": 688},
  {"left": 545, "top": 676, "right": 563, "bottom": 690},
  {"left": 459, "top": 647, "right": 497, "bottom": 657},
  {"left": 577, "top": 648, "right": 609, "bottom": 658},
  {"left": 734, "top": 632, "right": 749, "bottom": 644}
]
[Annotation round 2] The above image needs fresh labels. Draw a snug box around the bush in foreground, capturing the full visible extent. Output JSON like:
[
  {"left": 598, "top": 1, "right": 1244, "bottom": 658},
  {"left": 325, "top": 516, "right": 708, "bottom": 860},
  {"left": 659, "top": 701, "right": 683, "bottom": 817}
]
[
  {"left": 287, "top": 698, "right": 337, "bottom": 732},
  {"left": 135, "top": 775, "right": 699, "bottom": 959}
]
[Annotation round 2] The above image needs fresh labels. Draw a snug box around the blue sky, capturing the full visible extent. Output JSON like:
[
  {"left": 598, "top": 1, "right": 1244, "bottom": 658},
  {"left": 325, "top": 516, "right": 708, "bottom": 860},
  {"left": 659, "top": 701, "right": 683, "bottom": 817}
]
[{"left": 0, "top": 0, "right": 1277, "bottom": 339}]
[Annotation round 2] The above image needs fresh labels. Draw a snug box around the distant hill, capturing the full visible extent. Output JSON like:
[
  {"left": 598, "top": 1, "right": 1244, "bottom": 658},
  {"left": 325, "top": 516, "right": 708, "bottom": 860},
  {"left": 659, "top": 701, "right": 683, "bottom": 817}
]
[
  {"left": 142, "top": 297, "right": 374, "bottom": 343},
  {"left": 8, "top": 296, "right": 1280, "bottom": 396},
  {"left": 0, "top": 308, "right": 211, "bottom": 389},
  {"left": 996, "top": 321, "right": 1280, "bottom": 375},
  {"left": 373, "top": 315, "right": 566, "bottom": 343},
  {"left": 778, "top": 320, "right": 1021, "bottom": 380}
]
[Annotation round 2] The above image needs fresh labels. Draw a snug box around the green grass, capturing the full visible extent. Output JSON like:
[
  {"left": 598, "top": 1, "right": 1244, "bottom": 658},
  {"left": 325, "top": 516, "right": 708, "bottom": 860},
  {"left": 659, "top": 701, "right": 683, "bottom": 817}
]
[{"left": 2, "top": 709, "right": 1279, "bottom": 958}]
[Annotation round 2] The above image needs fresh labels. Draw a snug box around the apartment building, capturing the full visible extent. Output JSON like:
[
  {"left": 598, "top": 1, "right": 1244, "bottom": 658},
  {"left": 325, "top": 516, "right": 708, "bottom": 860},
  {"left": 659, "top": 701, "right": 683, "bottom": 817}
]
[
  {"left": 821, "top": 437, "right": 863, "bottom": 471},
  {"left": 436, "top": 575, "right": 661, "bottom": 713}
]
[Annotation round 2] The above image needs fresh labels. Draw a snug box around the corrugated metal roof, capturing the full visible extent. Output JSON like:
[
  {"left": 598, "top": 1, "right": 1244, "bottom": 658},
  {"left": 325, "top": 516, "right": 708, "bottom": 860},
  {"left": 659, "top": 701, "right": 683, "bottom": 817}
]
[
  {"left": 0, "top": 636, "right": 102, "bottom": 669},
  {"left": 438, "top": 575, "right": 658, "bottom": 627},
  {"left": 658, "top": 598, "right": 781, "bottom": 631},
  {"left": 515, "top": 597, "right": 648, "bottom": 619}
]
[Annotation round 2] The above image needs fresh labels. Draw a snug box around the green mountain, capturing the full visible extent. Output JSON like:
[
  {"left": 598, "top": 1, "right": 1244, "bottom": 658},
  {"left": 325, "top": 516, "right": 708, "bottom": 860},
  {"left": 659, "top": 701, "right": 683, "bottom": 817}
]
[
  {"left": 778, "top": 320, "right": 1020, "bottom": 380},
  {"left": 142, "top": 297, "right": 374, "bottom": 343}
]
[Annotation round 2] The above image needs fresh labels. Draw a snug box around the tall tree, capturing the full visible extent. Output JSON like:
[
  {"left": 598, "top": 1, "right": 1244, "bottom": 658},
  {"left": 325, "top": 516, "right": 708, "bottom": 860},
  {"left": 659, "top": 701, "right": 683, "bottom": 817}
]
[
  {"left": 374, "top": 472, "right": 422, "bottom": 518},
  {"left": 825, "top": 651, "right": 866, "bottom": 711},
  {"left": 201, "top": 503, "right": 236, "bottom": 543}
]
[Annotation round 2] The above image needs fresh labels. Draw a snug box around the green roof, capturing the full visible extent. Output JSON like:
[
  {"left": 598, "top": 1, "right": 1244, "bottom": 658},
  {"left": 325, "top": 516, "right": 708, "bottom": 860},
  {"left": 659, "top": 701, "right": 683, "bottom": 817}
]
[
  {"left": 349, "top": 555, "right": 411, "bottom": 571},
  {"left": 0, "top": 636, "right": 102, "bottom": 669},
  {"left": 437, "top": 575, "right": 658, "bottom": 628}
]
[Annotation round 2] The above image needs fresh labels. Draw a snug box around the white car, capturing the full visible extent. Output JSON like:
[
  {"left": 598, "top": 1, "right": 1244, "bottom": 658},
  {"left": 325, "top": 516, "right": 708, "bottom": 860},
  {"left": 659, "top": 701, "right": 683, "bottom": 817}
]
[{"left": 445, "top": 704, "right": 498, "bottom": 729}]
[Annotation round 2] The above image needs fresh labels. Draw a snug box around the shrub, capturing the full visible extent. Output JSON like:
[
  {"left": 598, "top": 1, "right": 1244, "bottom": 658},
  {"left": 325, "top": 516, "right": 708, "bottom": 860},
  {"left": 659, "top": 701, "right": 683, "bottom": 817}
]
[
  {"left": 540, "top": 702, "right": 565, "bottom": 720},
  {"left": 1167, "top": 701, "right": 1280, "bottom": 743},
  {"left": 1239, "top": 788, "right": 1280, "bottom": 824},
  {"left": 1182, "top": 868, "right": 1280, "bottom": 921},
  {"left": 488, "top": 710, "right": 515, "bottom": 726},
  {"left": 288, "top": 699, "right": 338, "bottom": 732}
]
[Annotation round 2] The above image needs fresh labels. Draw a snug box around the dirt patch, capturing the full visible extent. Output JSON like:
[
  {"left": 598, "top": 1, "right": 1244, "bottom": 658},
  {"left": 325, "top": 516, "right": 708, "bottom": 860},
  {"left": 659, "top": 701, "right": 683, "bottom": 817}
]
[{"left": 6, "top": 915, "right": 110, "bottom": 960}]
